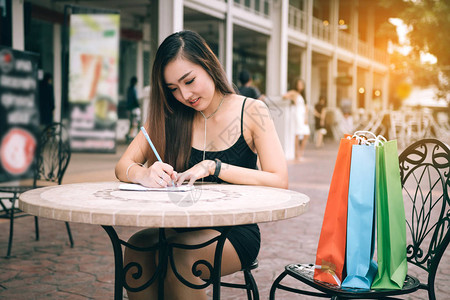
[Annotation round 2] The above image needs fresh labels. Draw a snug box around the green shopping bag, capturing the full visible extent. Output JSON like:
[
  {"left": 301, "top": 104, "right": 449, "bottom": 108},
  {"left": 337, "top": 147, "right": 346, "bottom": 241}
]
[{"left": 371, "top": 140, "right": 407, "bottom": 289}]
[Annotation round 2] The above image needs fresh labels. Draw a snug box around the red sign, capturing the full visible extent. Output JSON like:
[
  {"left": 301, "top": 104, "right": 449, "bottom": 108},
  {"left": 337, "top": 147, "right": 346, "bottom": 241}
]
[{"left": 0, "top": 128, "right": 37, "bottom": 175}]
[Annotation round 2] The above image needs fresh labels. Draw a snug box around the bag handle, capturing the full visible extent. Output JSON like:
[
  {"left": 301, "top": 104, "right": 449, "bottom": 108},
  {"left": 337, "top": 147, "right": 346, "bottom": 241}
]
[
  {"left": 353, "top": 131, "right": 377, "bottom": 140},
  {"left": 374, "top": 135, "right": 387, "bottom": 147},
  {"left": 352, "top": 131, "right": 377, "bottom": 145}
]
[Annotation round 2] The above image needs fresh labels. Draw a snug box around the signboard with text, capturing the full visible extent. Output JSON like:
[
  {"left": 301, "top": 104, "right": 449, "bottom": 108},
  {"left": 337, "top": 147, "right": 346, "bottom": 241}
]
[
  {"left": 0, "top": 47, "right": 39, "bottom": 182},
  {"left": 68, "top": 11, "right": 120, "bottom": 152}
]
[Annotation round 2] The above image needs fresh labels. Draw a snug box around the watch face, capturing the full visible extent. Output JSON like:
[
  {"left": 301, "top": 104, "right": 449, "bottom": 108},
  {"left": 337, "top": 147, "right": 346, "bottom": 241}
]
[{"left": 0, "top": 127, "right": 37, "bottom": 175}]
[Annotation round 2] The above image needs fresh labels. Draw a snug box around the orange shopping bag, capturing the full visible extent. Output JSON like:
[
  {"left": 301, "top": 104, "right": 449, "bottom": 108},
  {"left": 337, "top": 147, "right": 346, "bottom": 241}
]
[{"left": 314, "top": 136, "right": 358, "bottom": 285}]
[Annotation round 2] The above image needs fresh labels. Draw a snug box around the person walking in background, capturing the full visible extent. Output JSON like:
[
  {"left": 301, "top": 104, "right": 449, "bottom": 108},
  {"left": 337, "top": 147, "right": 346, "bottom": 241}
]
[
  {"left": 283, "top": 78, "right": 310, "bottom": 162},
  {"left": 38, "top": 72, "right": 55, "bottom": 127},
  {"left": 115, "top": 30, "right": 288, "bottom": 299},
  {"left": 339, "top": 98, "right": 354, "bottom": 134},
  {"left": 126, "top": 76, "right": 141, "bottom": 142},
  {"left": 238, "top": 69, "right": 265, "bottom": 100},
  {"left": 313, "top": 95, "right": 327, "bottom": 148}
]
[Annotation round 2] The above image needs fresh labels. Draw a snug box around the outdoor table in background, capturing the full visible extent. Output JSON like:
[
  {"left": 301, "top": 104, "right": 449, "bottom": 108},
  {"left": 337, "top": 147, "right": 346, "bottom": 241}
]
[{"left": 19, "top": 181, "right": 309, "bottom": 300}]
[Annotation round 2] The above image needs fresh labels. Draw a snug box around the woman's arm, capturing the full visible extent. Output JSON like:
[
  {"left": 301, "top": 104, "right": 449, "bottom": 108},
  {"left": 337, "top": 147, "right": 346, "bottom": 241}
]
[
  {"left": 176, "top": 100, "right": 288, "bottom": 189},
  {"left": 115, "top": 132, "right": 177, "bottom": 187},
  {"left": 282, "top": 90, "right": 298, "bottom": 105},
  {"left": 232, "top": 99, "right": 288, "bottom": 188},
  {"left": 320, "top": 107, "right": 327, "bottom": 126},
  {"left": 313, "top": 105, "right": 321, "bottom": 118},
  {"left": 304, "top": 105, "right": 309, "bottom": 124}
]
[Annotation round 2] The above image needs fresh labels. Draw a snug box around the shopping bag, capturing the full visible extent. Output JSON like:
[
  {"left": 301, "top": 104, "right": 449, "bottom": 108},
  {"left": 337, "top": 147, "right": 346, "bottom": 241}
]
[
  {"left": 314, "top": 136, "right": 358, "bottom": 285},
  {"left": 371, "top": 140, "right": 407, "bottom": 289},
  {"left": 341, "top": 143, "right": 378, "bottom": 289}
]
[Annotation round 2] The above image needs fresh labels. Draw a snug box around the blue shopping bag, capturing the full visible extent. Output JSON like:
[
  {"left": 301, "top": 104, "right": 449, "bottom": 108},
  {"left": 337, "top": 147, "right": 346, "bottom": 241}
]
[{"left": 342, "top": 143, "right": 378, "bottom": 289}]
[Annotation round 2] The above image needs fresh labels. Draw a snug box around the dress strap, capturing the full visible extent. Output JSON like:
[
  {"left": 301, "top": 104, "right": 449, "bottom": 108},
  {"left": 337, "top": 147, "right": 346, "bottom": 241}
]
[{"left": 241, "top": 98, "right": 247, "bottom": 135}]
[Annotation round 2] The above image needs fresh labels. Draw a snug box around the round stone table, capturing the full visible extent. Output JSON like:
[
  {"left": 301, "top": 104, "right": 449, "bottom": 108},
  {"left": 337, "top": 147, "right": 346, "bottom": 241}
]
[{"left": 19, "top": 181, "right": 309, "bottom": 299}]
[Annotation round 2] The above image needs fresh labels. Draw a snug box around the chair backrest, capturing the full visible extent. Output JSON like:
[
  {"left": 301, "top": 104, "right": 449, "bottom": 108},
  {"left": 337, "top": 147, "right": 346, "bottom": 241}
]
[
  {"left": 398, "top": 138, "right": 449, "bottom": 297},
  {"left": 33, "top": 122, "right": 71, "bottom": 186}
]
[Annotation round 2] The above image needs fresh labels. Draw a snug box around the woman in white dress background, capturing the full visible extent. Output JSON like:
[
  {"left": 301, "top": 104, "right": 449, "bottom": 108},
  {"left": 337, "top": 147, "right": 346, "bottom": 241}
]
[{"left": 283, "top": 78, "right": 310, "bottom": 162}]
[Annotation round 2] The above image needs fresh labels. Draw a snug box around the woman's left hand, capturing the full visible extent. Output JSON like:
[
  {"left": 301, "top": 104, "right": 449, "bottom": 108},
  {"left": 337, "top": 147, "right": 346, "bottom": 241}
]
[{"left": 175, "top": 160, "right": 216, "bottom": 186}]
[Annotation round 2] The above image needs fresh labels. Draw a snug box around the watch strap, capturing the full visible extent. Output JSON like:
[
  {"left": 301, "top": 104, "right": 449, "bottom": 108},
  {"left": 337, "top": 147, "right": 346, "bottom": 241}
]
[{"left": 213, "top": 158, "right": 221, "bottom": 177}]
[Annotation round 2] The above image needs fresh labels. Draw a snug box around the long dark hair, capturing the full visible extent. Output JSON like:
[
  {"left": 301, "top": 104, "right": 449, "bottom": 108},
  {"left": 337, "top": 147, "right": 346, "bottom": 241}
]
[
  {"left": 147, "top": 30, "right": 234, "bottom": 171},
  {"left": 291, "top": 77, "right": 306, "bottom": 104}
]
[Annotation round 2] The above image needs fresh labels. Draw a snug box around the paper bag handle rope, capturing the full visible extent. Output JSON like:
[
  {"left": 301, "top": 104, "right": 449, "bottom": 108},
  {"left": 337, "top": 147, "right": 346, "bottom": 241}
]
[
  {"left": 353, "top": 130, "right": 377, "bottom": 139},
  {"left": 351, "top": 131, "right": 377, "bottom": 145},
  {"left": 374, "top": 134, "right": 387, "bottom": 147}
]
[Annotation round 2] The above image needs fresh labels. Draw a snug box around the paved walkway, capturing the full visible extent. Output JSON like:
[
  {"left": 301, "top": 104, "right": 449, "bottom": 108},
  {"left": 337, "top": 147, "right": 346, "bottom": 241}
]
[{"left": 0, "top": 140, "right": 448, "bottom": 299}]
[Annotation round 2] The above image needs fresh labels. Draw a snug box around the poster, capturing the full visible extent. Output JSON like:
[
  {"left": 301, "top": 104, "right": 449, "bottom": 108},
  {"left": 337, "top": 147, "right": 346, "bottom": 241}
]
[
  {"left": 68, "top": 13, "right": 120, "bottom": 152},
  {"left": 0, "top": 47, "right": 39, "bottom": 182}
]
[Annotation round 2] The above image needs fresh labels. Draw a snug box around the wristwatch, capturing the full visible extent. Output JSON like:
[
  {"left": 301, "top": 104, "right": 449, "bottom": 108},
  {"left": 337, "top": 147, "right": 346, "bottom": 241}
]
[{"left": 214, "top": 158, "right": 222, "bottom": 177}]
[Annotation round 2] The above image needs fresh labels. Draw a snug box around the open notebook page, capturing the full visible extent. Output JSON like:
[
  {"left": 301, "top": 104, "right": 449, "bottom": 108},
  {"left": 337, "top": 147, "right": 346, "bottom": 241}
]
[{"left": 118, "top": 183, "right": 195, "bottom": 192}]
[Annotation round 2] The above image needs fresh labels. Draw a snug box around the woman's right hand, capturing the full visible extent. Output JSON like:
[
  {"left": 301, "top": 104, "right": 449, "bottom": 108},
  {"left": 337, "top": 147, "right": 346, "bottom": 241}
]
[{"left": 136, "top": 161, "right": 177, "bottom": 188}]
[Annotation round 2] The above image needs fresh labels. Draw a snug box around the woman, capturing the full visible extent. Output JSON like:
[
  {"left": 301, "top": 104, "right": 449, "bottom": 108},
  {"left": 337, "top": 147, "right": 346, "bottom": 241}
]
[
  {"left": 126, "top": 76, "right": 141, "bottom": 141},
  {"left": 283, "top": 78, "right": 310, "bottom": 162},
  {"left": 115, "top": 30, "right": 288, "bottom": 299}
]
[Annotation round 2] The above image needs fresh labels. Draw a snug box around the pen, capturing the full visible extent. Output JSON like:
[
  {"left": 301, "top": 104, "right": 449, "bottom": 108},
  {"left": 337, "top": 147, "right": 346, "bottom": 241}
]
[
  {"left": 140, "top": 126, "right": 175, "bottom": 186},
  {"left": 141, "top": 126, "right": 163, "bottom": 162}
]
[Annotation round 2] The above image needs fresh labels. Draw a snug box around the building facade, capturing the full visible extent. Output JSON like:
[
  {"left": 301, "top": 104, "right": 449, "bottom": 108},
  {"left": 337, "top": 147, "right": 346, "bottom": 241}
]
[{"left": 3, "top": 0, "right": 391, "bottom": 156}]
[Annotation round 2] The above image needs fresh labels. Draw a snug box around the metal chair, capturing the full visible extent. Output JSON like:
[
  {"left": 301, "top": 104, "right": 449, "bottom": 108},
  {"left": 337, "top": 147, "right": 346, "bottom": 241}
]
[
  {"left": 220, "top": 259, "right": 259, "bottom": 300},
  {"left": 269, "top": 138, "right": 449, "bottom": 299},
  {"left": 0, "top": 122, "right": 74, "bottom": 257}
]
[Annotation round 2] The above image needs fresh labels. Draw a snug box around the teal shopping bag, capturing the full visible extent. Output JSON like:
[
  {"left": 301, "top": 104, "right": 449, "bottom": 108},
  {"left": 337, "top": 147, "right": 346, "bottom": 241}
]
[
  {"left": 371, "top": 140, "right": 407, "bottom": 289},
  {"left": 342, "top": 143, "right": 378, "bottom": 289}
]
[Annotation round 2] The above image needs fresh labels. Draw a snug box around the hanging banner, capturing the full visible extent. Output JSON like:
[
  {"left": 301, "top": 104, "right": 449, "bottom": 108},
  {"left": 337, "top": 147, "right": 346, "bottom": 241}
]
[
  {"left": 68, "top": 9, "right": 120, "bottom": 152},
  {"left": 0, "top": 47, "right": 40, "bottom": 182}
]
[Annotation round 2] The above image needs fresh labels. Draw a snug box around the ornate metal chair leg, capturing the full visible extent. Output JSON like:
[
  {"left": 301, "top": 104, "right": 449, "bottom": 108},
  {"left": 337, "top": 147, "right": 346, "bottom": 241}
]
[
  {"left": 244, "top": 269, "right": 259, "bottom": 300},
  {"left": 7, "top": 197, "right": 16, "bottom": 258},
  {"left": 65, "top": 222, "right": 74, "bottom": 247},
  {"left": 34, "top": 216, "right": 39, "bottom": 241},
  {"left": 269, "top": 271, "right": 288, "bottom": 300}
]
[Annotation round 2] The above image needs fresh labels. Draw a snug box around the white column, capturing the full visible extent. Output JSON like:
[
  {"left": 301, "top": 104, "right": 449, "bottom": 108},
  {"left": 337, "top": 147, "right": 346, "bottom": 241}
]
[
  {"left": 53, "top": 24, "right": 62, "bottom": 122},
  {"left": 12, "top": 0, "right": 24, "bottom": 50},
  {"left": 218, "top": 21, "right": 225, "bottom": 66},
  {"left": 266, "top": 0, "right": 288, "bottom": 96},
  {"left": 365, "top": 69, "right": 373, "bottom": 110},
  {"left": 304, "top": 0, "right": 313, "bottom": 107},
  {"left": 225, "top": 0, "right": 233, "bottom": 83},
  {"left": 142, "top": 21, "right": 151, "bottom": 74},
  {"left": 158, "top": 0, "right": 183, "bottom": 44},
  {"left": 350, "top": 0, "right": 358, "bottom": 114},
  {"left": 136, "top": 41, "right": 144, "bottom": 93},
  {"left": 366, "top": 5, "right": 375, "bottom": 109},
  {"left": 382, "top": 73, "right": 389, "bottom": 110},
  {"left": 327, "top": 58, "right": 335, "bottom": 108},
  {"left": 351, "top": 63, "right": 358, "bottom": 114},
  {"left": 141, "top": 21, "right": 151, "bottom": 123},
  {"left": 328, "top": 0, "right": 339, "bottom": 109},
  {"left": 366, "top": 3, "right": 375, "bottom": 59}
]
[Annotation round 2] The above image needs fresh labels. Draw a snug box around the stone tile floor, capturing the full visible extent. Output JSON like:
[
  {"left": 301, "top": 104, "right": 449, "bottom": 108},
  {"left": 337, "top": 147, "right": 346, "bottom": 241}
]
[{"left": 0, "top": 140, "right": 448, "bottom": 299}]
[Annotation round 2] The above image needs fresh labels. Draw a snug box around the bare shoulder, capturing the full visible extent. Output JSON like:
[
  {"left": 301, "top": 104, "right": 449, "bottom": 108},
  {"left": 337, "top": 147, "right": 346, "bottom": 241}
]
[
  {"left": 242, "top": 98, "right": 273, "bottom": 132},
  {"left": 242, "top": 97, "right": 269, "bottom": 113}
]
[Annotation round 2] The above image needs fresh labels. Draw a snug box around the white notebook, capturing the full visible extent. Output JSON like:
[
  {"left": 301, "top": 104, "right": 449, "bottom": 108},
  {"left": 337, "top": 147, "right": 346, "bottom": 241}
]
[{"left": 118, "top": 183, "right": 195, "bottom": 192}]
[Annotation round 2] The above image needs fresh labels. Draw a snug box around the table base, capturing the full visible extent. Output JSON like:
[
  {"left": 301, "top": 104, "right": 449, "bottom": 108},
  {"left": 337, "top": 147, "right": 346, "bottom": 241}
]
[{"left": 102, "top": 225, "right": 231, "bottom": 300}]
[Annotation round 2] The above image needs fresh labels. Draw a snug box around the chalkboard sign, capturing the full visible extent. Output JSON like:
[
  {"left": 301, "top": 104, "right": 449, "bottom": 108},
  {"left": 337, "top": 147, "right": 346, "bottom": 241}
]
[{"left": 0, "top": 47, "right": 40, "bottom": 182}]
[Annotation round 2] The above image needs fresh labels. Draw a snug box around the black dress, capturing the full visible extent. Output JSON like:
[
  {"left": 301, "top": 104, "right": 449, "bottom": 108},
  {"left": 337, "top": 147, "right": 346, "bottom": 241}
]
[{"left": 174, "top": 98, "right": 260, "bottom": 268}]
